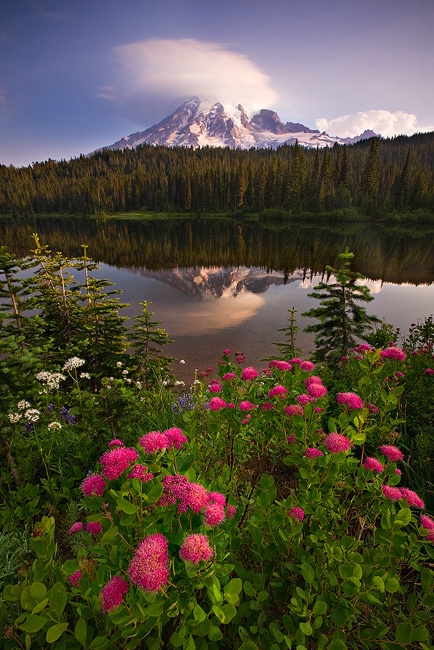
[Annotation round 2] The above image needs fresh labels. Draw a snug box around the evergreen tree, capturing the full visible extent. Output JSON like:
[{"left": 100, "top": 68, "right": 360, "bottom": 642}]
[{"left": 302, "top": 248, "right": 380, "bottom": 363}]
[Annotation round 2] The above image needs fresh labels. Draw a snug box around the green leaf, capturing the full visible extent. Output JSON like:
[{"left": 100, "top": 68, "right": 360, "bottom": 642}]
[
  {"left": 116, "top": 498, "right": 138, "bottom": 515},
  {"left": 244, "top": 581, "right": 255, "bottom": 597},
  {"left": 301, "top": 563, "right": 315, "bottom": 584},
  {"left": 46, "top": 622, "right": 68, "bottom": 643},
  {"left": 372, "top": 576, "right": 385, "bottom": 592},
  {"left": 18, "top": 615, "right": 47, "bottom": 634},
  {"left": 225, "top": 577, "right": 243, "bottom": 595},
  {"left": 395, "top": 622, "right": 414, "bottom": 644},
  {"left": 29, "top": 582, "right": 47, "bottom": 602},
  {"left": 193, "top": 604, "right": 207, "bottom": 623},
  {"left": 300, "top": 622, "right": 313, "bottom": 635},
  {"left": 75, "top": 618, "right": 87, "bottom": 645},
  {"left": 410, "top": 625, "right": 429, "bottom": 642},
  {"left": 221, "top": 603, "right": 237, "bottom": 623},
  {"left": 384, "top": 577, "right": 400, "bottom": 593},
  {"left": 208, "top": 625, "right": 223, "bottom": 641},
  {"left": 327, "top": 641, "right": 347, "bottom": 650},
  {"left": 312, "top": 600, "right": 327, "bottom": 616},
  {"left": 394, "top": 508, "right": 412, "bottom": 526},
  {"left": 49, "top": 582, "right": 67, "bottom": 614},
  {"left": 147, "top": 482, "right": 164, "bottom": 504},
  {"left": 32, "top": 597, "right": 49, "bottom": 614}
]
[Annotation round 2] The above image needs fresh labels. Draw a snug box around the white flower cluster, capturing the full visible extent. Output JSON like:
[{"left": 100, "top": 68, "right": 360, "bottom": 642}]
[
  {"left": 24, "top": 408, "right": 41, "bottom": 423},
  {"left": 17, "top": 400, "right": 31, "bottom": 410},
  {"left": 62, "top": 357, "right": 86, "bottom": 372},
  {"left": 79, "top": 372, "right": 91, "bottom": 380},
  {"left": 9, "top": 413, "right": 22, "bottom": 424},
  {"left": 36, "top": 371, "right": 66, "bottom": 390},
  {"left": 48, "top": 421, "right": 62, "bottom": 431}
]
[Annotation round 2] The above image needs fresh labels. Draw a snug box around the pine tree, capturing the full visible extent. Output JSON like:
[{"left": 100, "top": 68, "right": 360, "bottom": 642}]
[{"left": 302, "top": 248, "right": 380, "bottom": 363}]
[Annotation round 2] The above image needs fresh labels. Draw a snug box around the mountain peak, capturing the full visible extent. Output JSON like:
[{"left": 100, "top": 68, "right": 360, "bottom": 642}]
[{"left": 94, "top": 98, "right": 376, "bottom": 154}]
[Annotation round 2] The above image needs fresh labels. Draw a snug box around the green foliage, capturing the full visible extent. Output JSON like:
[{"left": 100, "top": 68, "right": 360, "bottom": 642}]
[{"left": 302, "top": 248, "right": 380, "bottom": 363}]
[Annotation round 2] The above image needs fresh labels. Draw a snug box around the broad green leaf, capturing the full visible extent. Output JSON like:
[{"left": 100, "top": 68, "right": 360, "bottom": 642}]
[
  {"left": 46, "top": 622, "right": 68, "bottom": 643},
  {"left": 18, "top": 614, "right": 47, "bottom": 634},
  {"left": 395, "top": 621, "right": 414, "bottom": 644},
  {"left": 49, "top": 582, "right": 67, "bottom": 614},
  {"left": 75, "top": 618, "right": 87, "bottom": 645},
  {"left": 193, "top": 604, "right": 207, "bottom": 623}
]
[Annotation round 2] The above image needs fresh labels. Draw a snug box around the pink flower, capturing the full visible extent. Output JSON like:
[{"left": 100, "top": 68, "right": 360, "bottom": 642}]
[
  {"left": 336, "top": 392, "right": 364, "bottom": 410},
  {"left": 70, "top": 570, "right": 83, "bottom": 587},
  {"left": 367, "top": 403, "right": 379, "bottom": 414},
  {"left": 296, "top": 394, "right": 312, "bottom": 406},
  {"left": 128, "top": 533, "right": 169, "bottom": 592},
  {"left": 222, "top": 372, "right": 236, "bottom": 381},
  {"left": 290, "top": 358, "right": 303, "bottom": 364},
  {"left": 304, "top": 375, "right": 323, "bottom": 386},
  {"left": 239, "top": 400, "right": 256, "bottom": 411},
  {"left": 400, "top": 488, "right": 425, "bottom": 509},
  {"left": 379, "top": 445, "right": 404, "bottom": 462},
  {"left": 68, "top": 522, "right": 83, "bottom": 535},
  {"left": 139, "top": 431, "right": 169, "bottom": 454},
  {"left": 159, "top": 475, "right": 190, "bottom": 511},
  {"left": 269, "top": 360, "right": 292, "bottom": 371},
  {"left": 300, "top": 361, "right": 315, "bottom": 372},
  {"left": 396, "top": 468, "right": 402, "bottom": 475},
  {"left": 100, "top": 447, "right": 139, "bottom": 480},
  {"left": 307, "top": 382, "right": 328, "bottom": 398},
  {"left": 128, "top": 464, "right": 154, "bottom": 482},
  {"left": 81, "top": 474, "right": 106, "bottom": 497},
  {"left": 363, "top": 457, "right": 384, "bottom": 473},
  {"left": 424, "top": 368, "right": 434, "bottom": 375},
  {"left": 268, "top": 385, "right": 287, "bottom": 398},
  {"left": 226, "top": 504, "right": 237, "bottom": 519},
  {"left": 325, "top": 433, "right": 352, "bottom": 453},
  {"left": 287, "top": 434, "right": 296, "bottom": 444},
  {"left": 179, "top": 534, "right": 213, "bottom": 564},
  {"left": 241, "top": 366, "right": 258, "bottom": 380},
  {"left": 261, "top": 401, "right": 274, "bottom": 411},
  {"left": 209, "top": 382, "right": 221, "bottom": 393},
  {"left": 208, "top": 491, "right": 226, "bottom": 506},
  {"left": 204, "top": 502, "right": 225, "bottom": 527},
  {"left": 288, "top": 507, "right": 305, "bottom": 521},
  {"left": 209, "top": 397, "right": 227, "bottom": 411},
  {"left": 284, "top": 405, "right": 304, "bottom": 417},
  {"left": 382, "top": 485, "right": 402, "bottom": 501},
  {"left": 305, "top": 447, "right": 323, "bottom": 459},
  {"left": 426, "top": 531, "right": 434, "bottom": 542},
  {"left": 101, "top": 575, "right": 129, "bottom": 612},
  {"left": 85, "top": 521, "right": 103, "bottom": 535},
  {"left": 380, "top": 347, "right": 406, "bottom": 361},
  {"left": 355, "top": 343, "right": 371, "bottom": 353},
  {"left": 108, "top": 439, "right": 124, "bottom": 447},
  {"left": 164, "top": 427, "right": 188, "bottom": 450},
  {"left": 223, "top": 349, "right": 231, "bottom": 355},
  {"left": 187, "top": 483, "right": 209, "bottom": 513},
  {"left": 420, "top": 514, "right": 434, "bottom": 531}
]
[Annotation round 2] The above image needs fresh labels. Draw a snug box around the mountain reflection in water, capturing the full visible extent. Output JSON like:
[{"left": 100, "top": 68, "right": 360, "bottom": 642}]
[{"left": 1, "top": 216, "right": 434, "bottom": 380}]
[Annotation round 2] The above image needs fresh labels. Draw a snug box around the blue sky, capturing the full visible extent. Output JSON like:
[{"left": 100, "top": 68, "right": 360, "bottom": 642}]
[{"left": 1, "top": 0, "right": 433, "bottom": 167}]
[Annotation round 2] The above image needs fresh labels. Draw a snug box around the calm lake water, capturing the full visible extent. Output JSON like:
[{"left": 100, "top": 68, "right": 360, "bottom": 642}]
[{"left": 1, "top": 216, "right": 434, "bottom": 381}]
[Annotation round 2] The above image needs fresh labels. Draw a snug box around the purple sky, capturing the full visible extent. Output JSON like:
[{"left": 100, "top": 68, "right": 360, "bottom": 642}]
[{"left": 1, "top": 0, "right": 433, "bottom": 167}]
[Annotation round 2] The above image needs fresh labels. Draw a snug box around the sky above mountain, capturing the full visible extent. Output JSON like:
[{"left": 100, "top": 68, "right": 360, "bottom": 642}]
[{"left": 1, "top": 0, "right": 433, "bottom": 167}]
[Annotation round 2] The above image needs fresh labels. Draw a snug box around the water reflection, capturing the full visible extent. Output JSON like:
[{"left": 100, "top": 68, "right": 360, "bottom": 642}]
[{"left": 2, "top": 216, "right": 434, "bottom": 377}]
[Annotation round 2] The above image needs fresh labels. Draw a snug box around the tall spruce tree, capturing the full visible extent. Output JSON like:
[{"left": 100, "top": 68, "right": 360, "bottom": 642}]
[{"left": 302, "top": 248, "right": 380, "bottom": 363}]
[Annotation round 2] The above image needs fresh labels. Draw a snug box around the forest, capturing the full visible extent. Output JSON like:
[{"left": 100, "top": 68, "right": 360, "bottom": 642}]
[{"left": 1, "top": 132, "right": 434, "bottom": 218}]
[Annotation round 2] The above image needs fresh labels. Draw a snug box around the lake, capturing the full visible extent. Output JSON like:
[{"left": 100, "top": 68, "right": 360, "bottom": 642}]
[{"left": 1, "top": 216, "right": 434, "bottom": 381}]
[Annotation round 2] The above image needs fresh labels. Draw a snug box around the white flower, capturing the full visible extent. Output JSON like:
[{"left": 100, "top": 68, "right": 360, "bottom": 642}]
[
  {"left": 122, "top": 369, "right": 129, "bottom": 375},
  {"left": 80, "top": 372, "right": 91, "bottom": 379},
  {"left": 162, "top": 380, "right": 169, "bottom": 387},
  {"left": 48, "top": 421, "right": 62, "bottom": 431},
  {"left": 179, "top": 359, "right": 186, "bottom": 364},
  {"left": 125, "top": 378, "right": 132, "bottom": 384},
  {"left": 24, "top": 408, "right": 40, "bottom": 423},
  {"left": 17, "top": 400, "right": 31, "bottom": 410},
  {"left": 62, "top": 357, "right": 86, "bottom": 372},
  {"left": 135, "top": 381, "right": 143, "bottom": 390},
  {"left": 175, "top": 380, "right": 185, "bottom": 386},
  {"left": 192, "top": 379, "right": 201, "bottom": 386},
  {"left": 116, "top": 361, "right": 123, "bottom": 368},
  {"left": 9, "top": 413, "right": 22, "bottom": 423},
  {"left": 37, "top": 372, "right": 66, "bottom": 390}
]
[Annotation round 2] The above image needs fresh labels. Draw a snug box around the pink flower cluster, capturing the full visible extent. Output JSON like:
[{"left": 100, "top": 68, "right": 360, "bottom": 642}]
[
  {"left": 284, "top": 405, "right": 304, "bottom": 417},
  {"left": 325, "top": 433, "right": 352, "bottom": 453},
  {"left": 268, "top": 360, "right": 292, "bottom": 371},
  {"left": 81, "top": 473, "right": 106, "bottom": 497},
  {"left": 158, "top": 475, "right": 230, "bottom": 526},
  {"left": 179, "top": 534, "right": 213, "bottom": 564},
  {"left": 139, "top": 428, "right": 188, "bottom": 453},
  {"left": 128, "top": 464, "right": 154, "bottom": 482},
  {"left": 288, "top": 507, "right": 305, "bottom": 521},
  {"left": 420, "top": 515, "right": 434, "bottom": 541},
  {"left": 128, "top": 533, "right": 169, "bottom": 592},
  {"left": 100, "top": 447, "right": 139, "bottom": 480},
  {"left": 101, "top": 575, "right": 129, "bottom": 612},
  {"left": 380, "top": 347, "right": 406, "bottom": 361},
  {"left": 241, "top": 366, "right": 259, "bottom": 380},
  {"left": 85, "top": 521, "right": 103, "bottom": 535},
  {"left": 68, "top": 522, "right": 83, "bottom": 535},
  {"left": 209, "top": 396, "right": 227, "bottom": 411},
  {"left": 268, "top": 385, "right": 287, "bottom": 399},
  {"left": 336, "top": 392, "right": 364, "bottom": 410},
  {"left": 379, "top": 445, "right": 404, "bottom": 462},
  {"left": 382, "top": 485, "right": 425, "bottom": 508},
  {"left": 305, "top": 447, "right": 323, "bottom": 459},
  {"left": 70, "top": 570, "right": 83, "bottom": 587},
  {"left": 363, "top": 457, "right": 384, "bottom": 473}
]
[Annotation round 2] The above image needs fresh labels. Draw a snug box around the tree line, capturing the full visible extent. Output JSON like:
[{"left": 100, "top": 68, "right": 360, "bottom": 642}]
[{"left": 1, "top": 132, "right": 434, "bottom": 217}]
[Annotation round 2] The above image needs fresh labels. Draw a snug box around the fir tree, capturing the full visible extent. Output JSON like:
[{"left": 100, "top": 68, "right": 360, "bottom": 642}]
[{"left": 302, "top": 248, "right": 380, "bottom": 363}]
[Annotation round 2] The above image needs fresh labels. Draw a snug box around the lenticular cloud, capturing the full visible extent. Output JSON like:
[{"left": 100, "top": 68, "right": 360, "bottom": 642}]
[
  {"left": 110, "top": 38, "right": 278, "bottom": 118},
  {"left": 315, "top": 110, "right": 419, "bottom": 138}
]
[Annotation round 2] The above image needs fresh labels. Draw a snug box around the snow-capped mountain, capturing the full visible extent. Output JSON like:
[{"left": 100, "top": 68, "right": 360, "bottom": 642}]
[{"left": 94, "top": 97, "right": 377, "bottom": 153}]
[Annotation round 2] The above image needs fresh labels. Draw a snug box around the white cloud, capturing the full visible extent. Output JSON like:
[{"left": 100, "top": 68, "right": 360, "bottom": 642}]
[
  {"left": 315, "top": 110, "right": 424, "bottom": 138},
  {"left": 106, "top": 38, "right": 278, "bottom": 124}
]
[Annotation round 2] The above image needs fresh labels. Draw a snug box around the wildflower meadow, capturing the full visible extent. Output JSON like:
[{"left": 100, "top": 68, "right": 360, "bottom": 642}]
[{"left": 1, "top": 241, "right": 434, "bottom": 649}]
